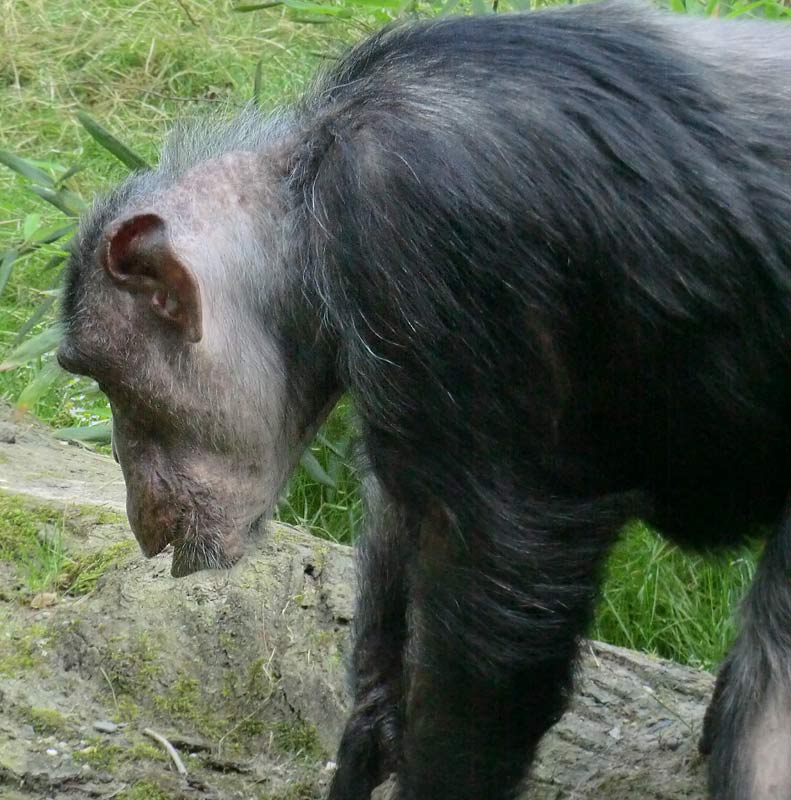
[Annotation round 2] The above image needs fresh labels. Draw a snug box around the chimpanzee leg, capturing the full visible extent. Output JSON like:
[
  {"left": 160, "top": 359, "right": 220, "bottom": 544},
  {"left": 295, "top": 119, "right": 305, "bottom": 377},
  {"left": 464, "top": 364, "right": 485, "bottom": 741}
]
[
  {"left": 703, "top": 501, "right": 791, "bottom": 800},
  {"left": 329, "top": 477, "right": 413, "bottom": 800},
  {"left": 394, "top": 493, "right": 633, "bottom": 800}
]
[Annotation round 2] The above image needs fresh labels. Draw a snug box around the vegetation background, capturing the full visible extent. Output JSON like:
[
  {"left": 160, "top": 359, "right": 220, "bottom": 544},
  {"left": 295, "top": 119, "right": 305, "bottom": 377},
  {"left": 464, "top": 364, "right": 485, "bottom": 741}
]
[{"left": 0, "top": 0, "right": 783, "bottom": 670}]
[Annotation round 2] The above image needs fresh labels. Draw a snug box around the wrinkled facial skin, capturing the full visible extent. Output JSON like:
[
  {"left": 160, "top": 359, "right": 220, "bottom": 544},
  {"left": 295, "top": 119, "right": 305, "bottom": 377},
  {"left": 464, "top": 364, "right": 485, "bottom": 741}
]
[{"left": 58, "top": 152, "right": 339, "bottom": 576}]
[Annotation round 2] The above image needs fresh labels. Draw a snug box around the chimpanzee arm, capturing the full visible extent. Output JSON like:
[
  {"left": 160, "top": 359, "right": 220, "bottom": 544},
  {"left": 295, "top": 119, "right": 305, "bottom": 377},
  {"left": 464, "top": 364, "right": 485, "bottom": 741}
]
[
  {"left": 329, "top": 477, "right": 414, "bottom": 800},
  {"left": 392, "top": 492, "right": 635, "bottom": 800},
  {"left": 702, "top": 500, "right": 791, "bottom": 800}
]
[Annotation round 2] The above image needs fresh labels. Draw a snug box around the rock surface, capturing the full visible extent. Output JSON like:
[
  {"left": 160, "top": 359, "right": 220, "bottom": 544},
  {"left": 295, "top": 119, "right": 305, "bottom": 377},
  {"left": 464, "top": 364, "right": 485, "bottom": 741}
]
[{"left": 0, "top": 410, "right": 711, "bottom": 799}]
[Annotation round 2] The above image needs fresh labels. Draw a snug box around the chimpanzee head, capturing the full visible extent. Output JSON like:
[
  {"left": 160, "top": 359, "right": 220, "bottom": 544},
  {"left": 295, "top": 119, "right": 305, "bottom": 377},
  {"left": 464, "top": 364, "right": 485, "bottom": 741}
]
[{"left": 58, "top": 126, "right": 340, "bottom": 576}]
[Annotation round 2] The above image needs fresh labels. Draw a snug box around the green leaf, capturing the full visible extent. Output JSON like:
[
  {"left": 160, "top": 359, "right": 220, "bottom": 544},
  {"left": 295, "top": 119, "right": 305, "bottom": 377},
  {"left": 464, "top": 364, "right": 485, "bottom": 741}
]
[
  {"left": 14, "top": 295, "right": 58, "bottom": 345},
  {"left": 341, "top": 0, "right": 404, "bottom": 8},
  {"left": 16, "top": 360, "right": 63, "bottom": 412},
  {"left": 57, "top": 163, "right": 87, "bottom": 186},
  {"left": 0, "top": 249, "right": 19, "bottom": 298},
  {"left": 0, "top": 324, "right": 63, "bottom": 371},
  {"left": 725, "top": 0, "right": 765, "bottom": 15},
  {"left": 289, "top": 15, "right": 338, "bottom": 22},
  {"left": 315, "top": 432, "right": 349, "bottom": 459},
  {"left": 300, "top": 450, "right": 337, "bottom": 488},
  {"left": 282, "top": 0, "right": 351, "bottom": 14},
  {"left": 29, "top": 186, "right": 86, "bottom": 217},
  {"left": 54, "top": 422, "right": 113, "bottom": 444},
  {"left": 234, "top": 1, "right": 284, "bottom": 9},
  {"left": 22, "top": 213, "right": 42, "bottom": 242},
  {"left": 0, "top": 149, "right": 55, "bottom": 187},
  {"left": 76, "top": 112, "right": 149, "bottom": 171},
  {"left": 32, "top": 222, "right": 77, "bottom": 247}
]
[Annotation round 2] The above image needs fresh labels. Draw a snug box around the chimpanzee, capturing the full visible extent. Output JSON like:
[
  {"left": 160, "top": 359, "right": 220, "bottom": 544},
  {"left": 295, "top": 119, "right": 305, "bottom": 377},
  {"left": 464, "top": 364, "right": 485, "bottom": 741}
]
[{"left": 57, "top": 1, "right": 791, "bottom": 797}]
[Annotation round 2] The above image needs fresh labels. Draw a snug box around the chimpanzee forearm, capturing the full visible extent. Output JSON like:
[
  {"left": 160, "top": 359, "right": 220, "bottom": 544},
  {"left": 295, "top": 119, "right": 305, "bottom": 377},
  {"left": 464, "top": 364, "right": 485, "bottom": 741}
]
[
  {"left": 329, "top": 478, "right": 414, "bottom": 800},
  {"left": 390, "top": 491, "right": 635, "bottom": 800}
]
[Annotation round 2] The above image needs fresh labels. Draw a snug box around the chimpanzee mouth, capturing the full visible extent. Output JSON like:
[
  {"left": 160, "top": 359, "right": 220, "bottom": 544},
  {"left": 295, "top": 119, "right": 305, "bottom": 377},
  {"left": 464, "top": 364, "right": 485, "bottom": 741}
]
[{"left": 169, "top": 513, "right": 269, "bottom": 578}]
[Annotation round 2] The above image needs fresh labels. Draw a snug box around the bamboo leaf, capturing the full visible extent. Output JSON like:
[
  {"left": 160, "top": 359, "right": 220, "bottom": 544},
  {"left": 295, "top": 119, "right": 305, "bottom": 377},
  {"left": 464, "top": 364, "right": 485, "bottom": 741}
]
[
  {"left": 289, "top": 15, "right": 338, "bottom": 22},
  {"left": 300, "top": 450, "right": 337, "bottom": 488},
  {"left": 76, "top": 112, "right": 150, "bottom": 171},
  {"left": 57, "top": 164, "right": 87, "bottom": 186},
  {"left": 16, "top": 360, "right": 63, "bottom": 412},
  {"left": 315, "top": 432, "right": 350, "bottom": 459},
  {"left": 234, "top": 1, "right": 284, "bottom": 10},
  {"left": 32, "top": 223, "right": 77, "bottom": 247},
  {"left": 54, "top": 422, "right": 113, "bottom": 444},
  {"left": 29, "top": 186, "right": 85, "bottom": 217},
  {"left": 282, "top": 0, "right": 352, "bottom": 14},
  {"left": 725, "top": 0, "right": 765, "bottom": 15},
  {"left": 0, "top": 249, "right": 19, "bottom": 298},
  {"left": 341, "top": 0, "right": 404, "bottom": 8},
  {"left": 22, "top": 213, "right": 42, "bottom": 242},
  {"left": 0, "top": 149, "right": 55, "bottom": 187},
  {"left": 0, "top": 324, "right": 63, "bottom": 370},
  {"left": 14, "top": 295, "right": 57, "bottom": 345}
]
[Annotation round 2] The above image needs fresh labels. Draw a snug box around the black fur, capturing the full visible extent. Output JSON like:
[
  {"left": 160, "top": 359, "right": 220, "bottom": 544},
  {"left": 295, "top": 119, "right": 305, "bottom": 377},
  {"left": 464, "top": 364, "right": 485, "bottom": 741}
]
[
  {"left": 61, "top": 2, "right": 791, "bottom": 798},
  {"left": 287, "top": 8, "right": 791, "bottom": 796},
  {"left": 293, "top": 6, "right": 791, "bottom": 798}
]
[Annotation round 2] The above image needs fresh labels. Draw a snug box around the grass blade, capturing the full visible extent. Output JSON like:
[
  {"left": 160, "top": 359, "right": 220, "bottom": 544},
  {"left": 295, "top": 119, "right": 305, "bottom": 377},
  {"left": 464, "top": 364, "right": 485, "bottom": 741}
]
[
  {"left": 253, "top": 60, "right": 263, "bottom": 105},
  {"left": 0, "top": 149, "right": 55, "bottom": 187},
  {"left": 0, "top": 324, "right": 62, "bottom": 370},
  {"left": 76, "top": 112, "right": 149, "bottom": 171}
]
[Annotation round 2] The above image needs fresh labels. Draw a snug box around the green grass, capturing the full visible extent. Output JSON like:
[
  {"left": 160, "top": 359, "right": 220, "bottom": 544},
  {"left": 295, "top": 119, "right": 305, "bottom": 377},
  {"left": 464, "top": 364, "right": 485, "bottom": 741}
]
[
  {"left": 593, "top": 522, "right": 758, "bottom": 669},
  {"left": 0, "top": 0, "right": 779, "bottom": 670},
  {"left": 0, "top": 492, "right": 135, "bottom": 599},
  {"left": 0, "top": 0, "right": 342, "bottom": 426}
]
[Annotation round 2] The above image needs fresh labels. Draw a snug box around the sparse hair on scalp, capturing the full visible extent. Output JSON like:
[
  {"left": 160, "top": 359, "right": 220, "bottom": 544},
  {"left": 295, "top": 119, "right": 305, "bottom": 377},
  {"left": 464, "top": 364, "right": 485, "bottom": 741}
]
[{"left": 62, "top": 2, "right": 791, "bottom": 799}]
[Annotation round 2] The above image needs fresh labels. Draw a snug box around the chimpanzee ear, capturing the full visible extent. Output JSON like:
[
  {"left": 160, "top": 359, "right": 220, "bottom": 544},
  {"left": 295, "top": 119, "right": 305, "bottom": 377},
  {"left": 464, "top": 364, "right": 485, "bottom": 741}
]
[{"left": 101, "top": 212, "right": 203, "bottom": 343}]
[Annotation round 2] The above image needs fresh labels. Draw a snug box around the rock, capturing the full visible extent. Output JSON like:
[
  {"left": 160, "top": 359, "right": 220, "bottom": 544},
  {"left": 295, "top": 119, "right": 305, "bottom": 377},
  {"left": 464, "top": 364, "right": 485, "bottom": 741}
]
[
  {"left": 0, "top": 408, "right": 712, "bottom": 799},
  {"left": 91, "top": 721, "right": 118, "bottom": 735}
]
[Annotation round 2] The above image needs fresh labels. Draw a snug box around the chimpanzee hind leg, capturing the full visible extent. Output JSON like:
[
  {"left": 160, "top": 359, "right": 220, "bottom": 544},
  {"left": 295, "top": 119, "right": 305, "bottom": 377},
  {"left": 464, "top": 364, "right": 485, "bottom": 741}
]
[
  {"left": 329, "top": 477, "right": 413, "bottom": 800},
  {"left": 394, "top": 492, "right": 636, "bottom": 800},
  {"left": 703, "top": 501, "right": 791, "bottom": 800}
]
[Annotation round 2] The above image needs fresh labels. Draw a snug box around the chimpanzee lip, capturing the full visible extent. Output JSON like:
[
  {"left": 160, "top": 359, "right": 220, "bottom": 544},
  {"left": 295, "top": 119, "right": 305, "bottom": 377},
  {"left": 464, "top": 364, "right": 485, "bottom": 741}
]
[{"left": 169, "top": 514, "right": 267, "bottom": 578}]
